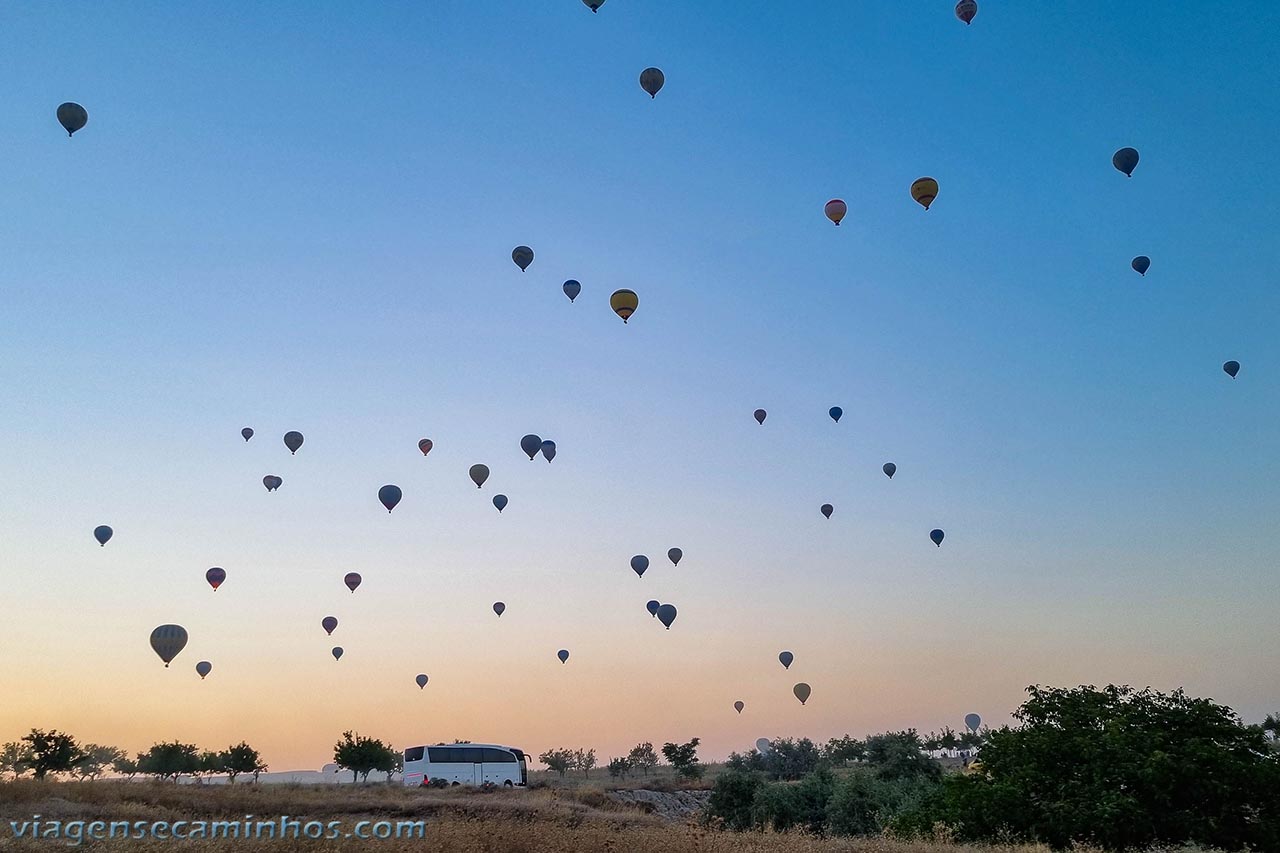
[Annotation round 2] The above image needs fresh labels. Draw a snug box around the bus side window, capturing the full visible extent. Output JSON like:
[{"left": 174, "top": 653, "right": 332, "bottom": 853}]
[
  {"left": 404, "top": 747, "right": 424, "bottom": 762},
  {"left": 482, "top": 748, "right": 515, "bottom": 763}
]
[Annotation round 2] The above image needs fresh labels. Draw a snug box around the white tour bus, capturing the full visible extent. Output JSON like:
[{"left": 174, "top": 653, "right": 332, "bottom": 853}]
[{"left": 402, "top": 743, "right": 528, "bottom": 787}]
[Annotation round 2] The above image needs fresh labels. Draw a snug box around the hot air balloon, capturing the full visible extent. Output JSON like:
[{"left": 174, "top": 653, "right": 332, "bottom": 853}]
[
  {"left": 242, "top": 427, "right": 254, "bottom": 442},
  {"left": 344, "top": 572, "right": 362, "bottom": 593},
  {"left": 646, "top": 600, "right": 660, "bottom": 617},
  {"left": 1132, "top": 256, "right": 1151, "bottom": 276},
  {"left": 469, "top": 464, "right": 489, "bottom": 488},
  {"left": 964, "top": 713, "right": 981, "bottom": 732},
  {"left": 557, "top": 649, "right": 569, "bottom": 664},
  {"left": 379, "top": 484, "right": 402, "bottom": 513},
  {"left": 583, "top": 0, "right": 604, "bottom": 10},
  {"left": 541, "top": 440, "right": 557, "bottom": 462},
  {"left": 93, "top": 525, "right": 113, "bottom": 546},
  {"left": 930, "top": 528, "right": 945, "bottom": 547},
  {"left": 756, "top": 738, "right": 772, "bottom": 754},
  {"left": 911, "top": 177, "right": 939, "bottom": 210},
  {"left": 283, "top": 431, "right": 304, "bottom": 454},
  {"left": 332, "top": 647, "right": 344, "bottom": 661},
  {"left": 1223, "top": 360, "right": 1240, "bottom": 378},
  {"left": 206, "top": 567, "right": 226, "bottom": 591},
  {"left": 520, "top": 434, "right": 542, "bottom": 460},
  {"left": 754, "top": 409, "right": 767, "bottom": 425},
  {"left": 668, "top": 548, "right": 683, "bottom": 566},
  {"left": 610, "top": 289, "right": 638, "bottom": 323},
  {"left": 656, "top": 604, "right": 677, "bottom": 629},
  {"left": 419, "top": 438, "right": 433, "bottom": 456},
  {"left": 631, "top": 555, "right": 649, "bottom": 577},
  {"left": 1113, "top": 147, "right": 1140, "bottom": 177},
  {"left": 955, "top": 0, "right": 977, "bottom": 24},
  {"left": 149, "top": 625, "right": 188, "bottom": 668},
  {"left": 57, "top": 102, "right": 88, "bottom": 136},
  {"left": 563, "top": 280, "right": 581, "bottom": 302},
  {"left": 416, "top": 674, "right": 429, "bottom": 689},
  {"left": 639, "top": 67, "right": 665, "bottom": 98},
  {"left": 824, "top": 199, "right": 847, "bottom": 226},
  {"left": 734, "top": 701, "right": 744, "bottom": 714},
  {"left": 263, "top": 475, "right": 282, "bottom": 492},
  {"left": 512, "top": 246, "right": 534, "bottom": 271},
  {"left": 779, "top": 651, "right": 794, "bottom": 670},
  {"left": 196, "top": 661, "right": 212, "bottom": 680},
  {"left": 493, "top": 602, "right": 506, "bottom": 617},
  {"left": 829, "top": 407, "right": 843, "bottom": 422},
  {"left": 493, "top": 494, "right": 508, "bottom": 513},
  {"left": 821, "top": 504, "right": 833, "bottom": 519},
  {"left": 322, "top": 616, "right": 338, "bottom": 636},
  {"left": 793, "top": 683, "right": 812, "bottom": 705},
  {"left": 883, "top": 462, "right": 897, "bottom": 479}
]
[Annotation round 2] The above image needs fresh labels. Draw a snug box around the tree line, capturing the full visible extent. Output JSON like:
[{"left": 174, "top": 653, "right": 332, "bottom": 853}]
[{"left": 0, "top": 730, "right": 267, "bottom": 783}]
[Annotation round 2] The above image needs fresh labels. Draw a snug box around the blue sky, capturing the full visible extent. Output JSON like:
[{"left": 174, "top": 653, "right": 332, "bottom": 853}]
[{"left": 0, "top": 1, "right": 1276, "bottom": 768}]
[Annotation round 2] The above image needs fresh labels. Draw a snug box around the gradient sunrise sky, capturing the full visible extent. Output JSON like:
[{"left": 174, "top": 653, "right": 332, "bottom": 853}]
[{"left": 0, "top": 1, "right": 1277, "bottom": 770}]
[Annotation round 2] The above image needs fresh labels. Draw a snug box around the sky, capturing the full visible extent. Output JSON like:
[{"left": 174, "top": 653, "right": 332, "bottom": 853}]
[{"left": 0, "top": 1, "right": 1277, "bottom": 772}]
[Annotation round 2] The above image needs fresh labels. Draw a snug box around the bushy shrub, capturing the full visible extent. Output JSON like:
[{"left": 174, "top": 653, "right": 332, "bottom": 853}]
[{"left": 706, "top": 769, "right": 763, "bottom": 830}]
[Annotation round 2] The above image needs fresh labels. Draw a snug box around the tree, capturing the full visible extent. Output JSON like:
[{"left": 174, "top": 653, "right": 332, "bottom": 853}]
[
  {"left": 937, "top": 726, "right": 960, "bottom": 750},
  {"left": 0, "top": 741, "right": 32, "bottom": 780},
  {"left": 607, "top": 757, "right": 631, "bottom": 779},
  {"left": 762, "top": 737, "right": 821, "bottom": 780},
  {"left": 74, "top": 744, "right": 125, "bottom": 781},
  {"left": 112, "top": 754, "right": 140, "bottom": 780},
  {"left": 333, "top": 731, "right": 394, "bottom": 783},
  {"left": 21, "top": 730, "right": 83, "bottom": 780},
  {"left": 137, "top": 742, "right": 201, "bottom": 781},
  {"left": 196, "top": 750, "right": 225, "bottom": 783},
  {"left": 862, "top": 730, "right": 939, "bottom": 782},
  {"left": 223, "top": 742, "right": 262, "bottom": 784},
  {"left": 661, "top": 738, "right": 703, "bottom": 780},
  {"left": 574, "top": 748, "right": 597, "bottom": 779},
  {"left": 538, "top": 748, "right": 575, "bottom": 779},
  {"left": 376, "top": 745, "right": 402, "bottom": 782},
  {"left": 627, "top": 743, "right": 659, "bottom": 776}
]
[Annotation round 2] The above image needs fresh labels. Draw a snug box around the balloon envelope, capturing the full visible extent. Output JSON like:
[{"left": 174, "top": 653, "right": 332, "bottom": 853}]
[
  {"left": 883, "top": 462, "right": 897, "bottom": 479},
  {"left": 469, "top": 464, "right": 490, "bottom": 488},
  {"left": 540, "top": 440, "right": 556, "bottom": 462},
  {"left": 824, "top": 199, "right": 847, "bottom": 225},
  {"left": 563, "top": 280, "right": 581, "bottom": 302},
  {"left": 631, "top": 555, "right": 649, "bottom": 577},
  {"left": 493, "top": 494, "right": 508, "bottom": 512},
  {"left": 955, "top": 0, "right": 977, "bottom": 24},
  {"left": 756, "top": 738, "right": 772, "bottom": 754},
  {"left": 418, "top": 438, "right": 433, "bottom": 456},
  {"left": 57, "top": 102, "right": 88, "bottom": 136},
  {"left": 512, "top": 246, "right": 534, "bottom": 271},
  {"left": 646, "top": 599, "right": 660, "bottom": 617},
  {"left": 344, "top": 572, "right": 362, "bottom": 592},
  {"left": 416, "top": 674, "right": 429, "bottom": 689},
  {"left": 520, "top": 434, "right": 542, "bottom": 460},
  {"left": 656, "top": 603, "right": 677, "bottom": 629},
  {"left": 263, "top": 475, "right": 282, "bottom": 491},
  {"left": 820, "top": 504, "right": 833, "bottom": 519},
  {"left": 206, "top": 567, "right": 226, "bottom": 591},
  {"left": 1113, "top": 147, "right": 1140, "bottom": 177},
  {"left": 964, "top": 713, "right": 982, "bottom": 732},
  {"left": 829, "top": 406, "right": 842, "bottom": 422},
  {"left": 779, "top": 651, "right": 794, "bottom": 670},
  {"left": 1223, "top": 360, "right": 1240, "bottom": 378},
  {"left": 734, "top": 701, "right": 745, "bottom": 714},
  {"left": 322, "top": 616, "right": 338, "bottom": 635},
  {"left": 94, "top": 525, "right": 113, "bottom": 546},
  {"left": 911, "top": 177, "right": 939, "bottom": 210},
  {"left": 283, "top": 431, "right": 304, "bottom": 454},
  {"left": 241, "top": 427, "right": 254, "bottom": 441},
  {"left": 196, "top": 661, "right": 212, "bottom": 680},
  {"left": 610, "top": 289, "right": 638, "bottom": 323},
  {"left": 149, "top": 625, "right": 188, "bottom": 667},
  {"left": 754, "top": 408, "right": 767, "bottom": 424},
  {"left": 557, "top": 649, "right": 569, "bottom": 663},
  {"left": 379, "top": 484, "right": 402, "bottom": 512},
  {"left": 793, "top": 683, "right": 812, "bottom": 705},
  {"left": 583, "top": 0, "right": 604, "bottom": 9},
  {"left": 493, "top": 602, "right": 506, "bottom": 617},
  {"left": 1132, "top": 256, "right": 1151, "bottom": 276},
  {"left": 639, "top": 67, "right": 665, "bottom": 98},
  {"left": 668, "top": 548, "right": 683, "bottom": 566},
  {"left": 332, "top": 647, "right": 343, "bottom": 661},
  {"left": 930, "top": 528, "right": 945, "bottom": 547}
]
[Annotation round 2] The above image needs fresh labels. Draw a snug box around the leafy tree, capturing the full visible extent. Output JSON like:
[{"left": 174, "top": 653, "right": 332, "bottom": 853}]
[
  {"left": 661, "top": 738, "right": 703, "bottom": 780},
  {"left": 826, "top": 769, "right": 940, "bottom": 837},
  {"left": 762, "top": 737, "right": 821, "bottom": 780},
  {"left": 376, "top": 746, "right": 402, "bottom": 782},
  {"left": 112, "top": 754, "right": 140, "bottom": 780},
  {"left": 74, "top": 744, "right": 125, "bottom": 781},
  {"left": 196, "top": 750, "right": 225, "bottom": 782},
  {"left": 223, "top": 742, "right": 262, "bottom": 784},
  {"left": 937, "top": 726, "right": 960, "bottom": 750},
  {"left": 862, "top": 730, "right": 939, "bottom": 782},
  {"left": 822, "top": 735, "right": 867, "bottom": 766},
  {"left": 333, "top": 731, "right": 394, "bottom": 783},
  {"left": 627, "top": 742, "right": 659, "bottom": 776},
  {"left": 21, "top": 730, "right": 84, "bottom": 780},
  {"left": 958, "top": 730, "right": 984, "bottom": 750},
  {"left": 137, "top": 741, "right": 201, "bottom": 781},
  {"left": 707, "top": 769, "right": 764, "bottom": 830},
  {"left": 725, "top": 749, "right": 766, "bottom": 773},
  {"left": 607, "top": 757, "right": 631, "bottom": 779},
  {"left": 0, "top": 741, "right": 32, "bottom": 779},
  {"left": 750, "top": 767, "right": 834, "bottom": 834},
  {"left": 573, "top": 748, "right": 597, "bottom": 779},
  {"left": 538, "top": 748, "right": 575, "bottom": 779}
]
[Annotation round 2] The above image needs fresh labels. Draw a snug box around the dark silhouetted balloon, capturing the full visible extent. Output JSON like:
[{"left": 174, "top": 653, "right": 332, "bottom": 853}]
[
  {"left": 469, "top": 464, "right": 490, "bottom": 488},
  {"left": 206, "top": 567, "right": 226, "bottom": 591},
  {"left": 419, "top": 438, "right": 433, "bottom": 456},
  {"left": 779, "top": 651, "right": 794, "bottom": 670},
  {"left": 196, "top": 661, "right": 212, "bottom": 680},
  {"left": 646, "top": 600, "right": 660, "bottom": 617},
  {"left": 610, "top": 289, "right": 638, "bottom": 323},
  {"left": 512, "top": 246, "right": 534, "bottom": 271},
  {"left": 754, "top": 409, "right": 767, "bottom": 425},
  {"left": 541, "top": 440, "right": 556, "bottom": 462},
  {"left": 668, "top": 548, "right": 683, "bottom": 566},
  {"left": 824, "top": 199, "right": 847, "bottom": 225},
  {"left": 656, "top": 603, "right": 677, "bottom": 629},
  {"left": 521, "top": 434, "right": 542, "bottom": 460},
  {"left": 563, "top": 280, "right": 581, "bottom": 302},
  {"left": 263, "top": 475, "right": 282, "bottom": 492},
  {"left": 756, "top": 738, "right": 772, "bottom": 754},
  {"left": 242, "top": 428, "right": 254, "bottom": 442},
  {"left": 583, "top": 0, "right": 604, "bottom": 10},
  {"left": 332, "top": 647, "right": 343, "bottom": 661},
  {"left": 955, "top": 0, "right": 977, "bottom": 24},
  {"left": 734, "top": 701, "right": 744, "bottom": 714},
  {"left": 911, "top": 177, "right": 939, "bottom": 210},
  {"left": 557, "top": 649, "right": 569, "bottom": 663},
  {"left": 1132, "top": 256, "right": 1150, "bottom": 276},
  {"left": 344, "top": 572, "right": 362, "bottom": 593},
  {"left": 930, "top": 528, "right": 945, "bottom": 547},
  {"left": 793, "top": 682, "right": 811, "bottom": 705},
  {"left": 964, "top": 713, "right": 981, "bottom": 732},
  {"left": 493, "top": 602, "right": 506, "bottom": 617},
  {"left": 283, "top": 431, "right": 304, "bottom": 454},
  {"left": 322, "top": 616, "right": 338, "bottom": 635},
  {"left": 379, "top": 484, "right": 402, "bottom": 513},
  {"left": 883, "top": 462, "right": 897, "bottom": 479},
  {"left": 829, "top": 407, "right": 843, "bottom": 423},
  {"left": 94, "top": 525, "right": 113, "bottom": 546},
  {"left": 57, "top": 102, "right": 88, "bottom": 136},
  {"left": 150, "top": 625, "right": 188, "bottom": 668},
  {"left": 1223, "top": 360, "right": 1240, "bottom": 378},
  {"left": 631, "top": 555, "right": 649, "bottom": 577},
  {"left": 416, "top": 674, "right": 428, "bottom": 689},
  {"left": 493, "top": 494, "right": 508, "bottom": 513},
  {"left": 639, "top": 67, "right": 665, "bottom": 98},
  {"left": 821, "top": 504, "right": 833, "bottom": 519},
  {"left": 1113, "top": 147, "right": 1139, "bottom": 177}
]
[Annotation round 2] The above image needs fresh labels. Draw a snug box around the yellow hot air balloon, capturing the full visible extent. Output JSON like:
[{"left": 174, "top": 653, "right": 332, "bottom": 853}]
[
  {"left": 610, "top": 289, "right": 638, "bottom": 323},
  {"left": 910, "top": 177, "right": 939, "bottom": 210}
]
